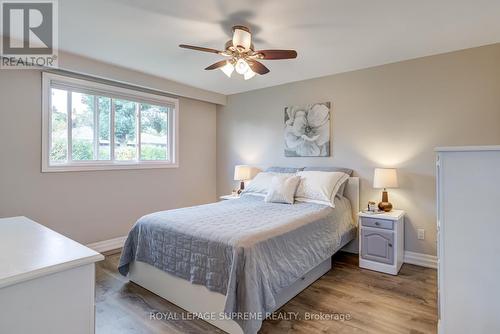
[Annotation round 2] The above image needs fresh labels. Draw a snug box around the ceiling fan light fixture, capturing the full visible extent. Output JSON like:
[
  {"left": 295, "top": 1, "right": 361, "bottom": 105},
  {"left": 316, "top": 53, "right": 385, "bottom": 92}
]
[
  {"left": 220, "top": 61, "right": 234, "bottom": 77},
  {"left": 179, "top": 24, "right": 297, "bottom": 80},
  {"left": 232, "top": 26, "right": 251, "bottom": 51},
  {"left": 243, "top": 68, "right": 256, "bottom": 80},
  {"left": 235, "top": 58, "right": 249, "bottom": 74}
]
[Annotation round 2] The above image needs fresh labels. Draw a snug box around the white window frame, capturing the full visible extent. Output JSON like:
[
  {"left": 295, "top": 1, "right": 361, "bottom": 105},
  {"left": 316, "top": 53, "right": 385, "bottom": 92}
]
[{"left": 42, "top": 72, "right": 179, "bottom": 172}]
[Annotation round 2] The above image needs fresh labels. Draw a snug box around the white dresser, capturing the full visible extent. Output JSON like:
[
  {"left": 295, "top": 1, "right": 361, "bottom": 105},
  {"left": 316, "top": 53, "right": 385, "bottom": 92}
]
[
  {"left": 0, "top": 217, "right": 104, "bottom": 334},
  {"left": 436, "top": 146, "right": 500, "bottom": 334}
]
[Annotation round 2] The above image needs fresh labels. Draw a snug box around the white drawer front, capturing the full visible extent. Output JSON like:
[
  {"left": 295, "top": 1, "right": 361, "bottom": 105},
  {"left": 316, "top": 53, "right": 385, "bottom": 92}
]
[{"left": 360, "top": 217, "right": 394, "bottom": 230}]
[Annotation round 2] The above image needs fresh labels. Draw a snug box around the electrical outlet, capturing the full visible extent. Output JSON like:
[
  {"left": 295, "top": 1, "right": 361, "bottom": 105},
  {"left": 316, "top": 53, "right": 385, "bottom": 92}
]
[{"left": 417, "top": 228, "right": 425, "bottom": 240}]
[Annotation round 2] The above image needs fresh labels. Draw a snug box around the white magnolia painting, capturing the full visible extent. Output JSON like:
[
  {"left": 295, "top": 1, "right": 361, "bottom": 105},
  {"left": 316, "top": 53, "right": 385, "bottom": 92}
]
[{"left": 284, "top": 102, "right": 331, "bottom": 157}]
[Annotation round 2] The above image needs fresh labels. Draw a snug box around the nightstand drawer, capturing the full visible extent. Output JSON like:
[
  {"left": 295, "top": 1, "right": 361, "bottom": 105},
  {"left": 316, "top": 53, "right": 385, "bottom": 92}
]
[{"left": 360, "top": 217, "right": 394, "bottom": 230}]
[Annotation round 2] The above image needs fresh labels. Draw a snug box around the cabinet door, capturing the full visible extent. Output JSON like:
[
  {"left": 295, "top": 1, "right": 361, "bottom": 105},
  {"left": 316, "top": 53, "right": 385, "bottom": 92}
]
[{"left": 361, "top": 229, "right": 394, "bottom": 265}]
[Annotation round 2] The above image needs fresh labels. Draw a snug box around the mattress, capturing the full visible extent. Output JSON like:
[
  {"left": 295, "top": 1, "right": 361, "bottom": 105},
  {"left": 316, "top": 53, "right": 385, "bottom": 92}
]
[{"left": 119, "top": 194, "right": 355, "bottom": 333}]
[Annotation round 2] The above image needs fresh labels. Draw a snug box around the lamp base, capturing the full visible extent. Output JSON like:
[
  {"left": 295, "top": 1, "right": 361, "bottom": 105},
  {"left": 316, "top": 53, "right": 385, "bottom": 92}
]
[
  {"left": 378, "top": 201, "right": 393, "bottom": 212},
  {"left": 378, "top": 190, "right": 393, "bottom": 212},
  {"left": 237, "top": 181, "right": 245, "bottom": 195}
]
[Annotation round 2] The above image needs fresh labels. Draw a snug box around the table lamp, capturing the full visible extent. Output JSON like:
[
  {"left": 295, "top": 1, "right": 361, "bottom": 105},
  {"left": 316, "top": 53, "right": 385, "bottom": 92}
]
[
  {"left": 234, "top": 165, "right": 252, "bottom": 194},
  {"left": 373, "top": 168, "right": 399, "bottom": 212}
]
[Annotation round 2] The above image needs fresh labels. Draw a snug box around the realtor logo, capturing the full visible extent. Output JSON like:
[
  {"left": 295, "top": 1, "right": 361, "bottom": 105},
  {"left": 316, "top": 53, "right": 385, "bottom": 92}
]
[{"left": 1, "top": 0, "right": 58, "bottom": 69}]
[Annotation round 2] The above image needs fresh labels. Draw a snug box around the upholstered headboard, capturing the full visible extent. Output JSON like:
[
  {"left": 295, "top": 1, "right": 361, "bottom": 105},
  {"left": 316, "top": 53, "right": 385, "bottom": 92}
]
[{"left": 344, "top": 177, "right": 359, "bottom": 220}]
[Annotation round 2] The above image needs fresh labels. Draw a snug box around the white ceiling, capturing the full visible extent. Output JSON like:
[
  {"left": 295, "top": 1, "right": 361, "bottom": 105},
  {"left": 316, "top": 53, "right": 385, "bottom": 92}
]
[{"left": 59, "top": 0, "right": 500, "bottom": 95}]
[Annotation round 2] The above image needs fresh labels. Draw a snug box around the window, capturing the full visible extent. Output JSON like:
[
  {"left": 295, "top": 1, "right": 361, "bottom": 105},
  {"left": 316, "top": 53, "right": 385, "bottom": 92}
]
[{"left": 42, "top": 73, "right": 178, "bottom": 172}]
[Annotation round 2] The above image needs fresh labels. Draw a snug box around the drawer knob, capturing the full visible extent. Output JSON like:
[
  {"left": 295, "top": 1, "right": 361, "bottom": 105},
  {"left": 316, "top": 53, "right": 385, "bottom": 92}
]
[
  {"left": 375, "top": 222, "right": 380, "bottom": 226},
  {"left": 388, "top": 243, "right": 393, "bottom": 247}
]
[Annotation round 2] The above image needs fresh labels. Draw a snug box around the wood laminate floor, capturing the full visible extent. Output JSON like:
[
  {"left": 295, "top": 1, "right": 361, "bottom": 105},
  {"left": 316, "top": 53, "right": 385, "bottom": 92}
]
[{"left": 96, "top": 251, "right": 437, "bottom": 334}]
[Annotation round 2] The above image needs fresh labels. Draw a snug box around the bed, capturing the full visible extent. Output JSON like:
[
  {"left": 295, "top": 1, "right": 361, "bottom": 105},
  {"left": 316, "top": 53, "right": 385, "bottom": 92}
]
[{"left": 119, "top": 177, "right": 359, "bottom": 334}]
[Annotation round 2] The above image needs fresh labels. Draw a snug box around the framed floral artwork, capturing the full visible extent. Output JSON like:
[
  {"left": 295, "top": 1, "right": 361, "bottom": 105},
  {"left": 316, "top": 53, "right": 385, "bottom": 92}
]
[{"left": 284, "top": 102, "right": 331, "bottom": 157}]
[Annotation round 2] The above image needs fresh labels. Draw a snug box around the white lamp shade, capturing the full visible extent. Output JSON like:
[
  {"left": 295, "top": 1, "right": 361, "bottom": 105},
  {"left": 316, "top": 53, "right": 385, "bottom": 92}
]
[
  {"left": 234, "top": 165, "right": 253, "bottom": 181},
  {"left": 235, "top": 59, "right": 250, "bottom": 74},
  {"left": 220, "top": 61, "right": 234, "bottom": 77},
  {"left": 373, "top": 168, "right": 399, "bottom": 189}
]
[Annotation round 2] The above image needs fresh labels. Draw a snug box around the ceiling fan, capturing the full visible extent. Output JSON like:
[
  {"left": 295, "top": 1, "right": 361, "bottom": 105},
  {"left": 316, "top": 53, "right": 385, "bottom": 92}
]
[{"left": 179, "top": 25, "right": 297, "bottom": 80}]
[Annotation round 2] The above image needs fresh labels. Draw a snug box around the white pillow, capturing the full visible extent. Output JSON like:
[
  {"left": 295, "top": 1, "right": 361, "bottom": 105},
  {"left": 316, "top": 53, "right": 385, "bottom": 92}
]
[
  {"left": 295, "top": 171, "right": 349, "bottom": 207},
  {"left": 243, "top": 172, "right": 293, "bottom": 196},
  {"left": 265, "top": 175, "right": 301, "bottom": 204}
]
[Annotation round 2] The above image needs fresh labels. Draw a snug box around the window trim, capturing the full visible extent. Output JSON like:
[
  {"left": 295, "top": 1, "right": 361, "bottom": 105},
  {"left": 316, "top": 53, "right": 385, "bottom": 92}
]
[{"left": 42, "top": 72, "right": 179, "bottom": 172}]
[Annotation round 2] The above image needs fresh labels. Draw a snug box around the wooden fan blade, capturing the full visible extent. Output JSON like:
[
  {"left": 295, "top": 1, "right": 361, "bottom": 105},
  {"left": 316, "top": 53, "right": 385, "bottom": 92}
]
[
  {"left": 247, "top": 60, "right": 270, "bottom": 75},
  {"left": 256, "top": 49, "right": 297, "bottom": 60},
  {"left": 205, "top": 60, "right": 228, "bottom": 70},
  {"left": 179, "top": 44, "right": 221, "bottom": 54}
]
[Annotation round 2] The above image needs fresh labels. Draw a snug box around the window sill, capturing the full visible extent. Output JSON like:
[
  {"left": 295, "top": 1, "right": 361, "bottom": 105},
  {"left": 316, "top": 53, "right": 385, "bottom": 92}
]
[{"left": 42, "top": 162, "right": 179, "bottom": 173}]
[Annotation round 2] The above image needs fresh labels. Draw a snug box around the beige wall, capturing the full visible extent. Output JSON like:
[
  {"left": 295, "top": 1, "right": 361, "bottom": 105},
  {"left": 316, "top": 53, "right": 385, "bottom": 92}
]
[
  {"left": 216, "top": 44, "right": 500, "bottom": 256},
  {"left": 0, "top": 69, "right": 217, "bottom": 245}
]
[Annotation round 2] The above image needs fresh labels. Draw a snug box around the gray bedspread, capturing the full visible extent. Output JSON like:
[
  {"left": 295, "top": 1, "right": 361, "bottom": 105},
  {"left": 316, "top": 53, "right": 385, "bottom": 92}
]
[{"left": 119, "top": 194, "right": 355, "bottom": 334}]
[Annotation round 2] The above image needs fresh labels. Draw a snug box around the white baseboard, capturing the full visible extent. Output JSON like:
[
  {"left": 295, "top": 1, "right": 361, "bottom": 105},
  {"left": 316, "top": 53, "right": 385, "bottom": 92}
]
[
  {"left": 86, "top": 236, "right": 126, "bottom": 253},
  {"left": 404, "top": 251, "right": 437, "bottom": 269}
]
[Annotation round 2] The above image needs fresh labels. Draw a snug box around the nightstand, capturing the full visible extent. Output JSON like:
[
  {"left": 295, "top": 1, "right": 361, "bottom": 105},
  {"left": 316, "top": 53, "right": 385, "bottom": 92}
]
[
  {"left": 358, "top": 210, "right": 405, "bottom": 275},
  {"left": 219, "top": 194, "right": 240, "bottom": 201}
]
